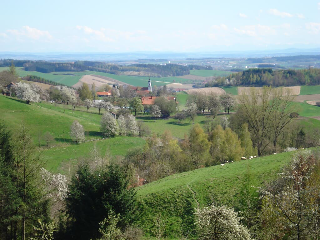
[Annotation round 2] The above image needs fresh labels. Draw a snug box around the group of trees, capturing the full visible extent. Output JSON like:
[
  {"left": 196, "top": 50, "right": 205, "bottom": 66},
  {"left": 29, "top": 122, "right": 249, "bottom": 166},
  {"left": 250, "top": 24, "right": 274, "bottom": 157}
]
[
  {"left": 206, "top": 68, "right": 320, "bottom": 87},
  {"left": 100, "top": 112, "right": 139, "bottom": 138},
  {"left": 125, "top": 123, "right": 255, "bottom": 182}
]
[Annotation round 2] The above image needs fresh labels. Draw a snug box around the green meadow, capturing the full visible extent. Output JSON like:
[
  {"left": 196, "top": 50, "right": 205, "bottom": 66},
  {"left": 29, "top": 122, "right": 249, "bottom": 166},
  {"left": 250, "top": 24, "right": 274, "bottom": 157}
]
[
  {"left": 136, "top": 150, "right": 296, "bottom": 237},
  {"left": 300, "top": 85, "right": 320, "bottom": 95}
]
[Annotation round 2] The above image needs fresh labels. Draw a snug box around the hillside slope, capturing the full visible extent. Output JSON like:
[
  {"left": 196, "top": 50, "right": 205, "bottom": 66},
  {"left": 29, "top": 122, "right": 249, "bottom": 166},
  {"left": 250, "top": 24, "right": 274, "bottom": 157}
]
[{"left": 136, "top": 151, "right": 295, "bottom": 238}]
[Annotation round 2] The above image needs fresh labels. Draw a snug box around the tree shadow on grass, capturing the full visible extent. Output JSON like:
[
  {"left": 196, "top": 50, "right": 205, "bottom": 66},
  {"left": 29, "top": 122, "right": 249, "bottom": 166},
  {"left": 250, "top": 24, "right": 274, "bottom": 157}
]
[
  {"left": 86, "top": 131, "right": 103, "bottom": 137},
  {"left": 54, "top": 138, "right": 73, "bottom": 143},
  {"left": 166, "top": 121, "right": 191, "bottom": 126},
  {"left": 6, "top": 97, "right": 28, "bottom": 104}
]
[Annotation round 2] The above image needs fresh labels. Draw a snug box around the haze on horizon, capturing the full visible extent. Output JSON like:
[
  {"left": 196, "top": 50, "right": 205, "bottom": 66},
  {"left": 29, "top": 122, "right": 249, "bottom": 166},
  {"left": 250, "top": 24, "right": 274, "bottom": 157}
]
[{"left": 1, "top": 0, "right": 320, "bottom": 53}]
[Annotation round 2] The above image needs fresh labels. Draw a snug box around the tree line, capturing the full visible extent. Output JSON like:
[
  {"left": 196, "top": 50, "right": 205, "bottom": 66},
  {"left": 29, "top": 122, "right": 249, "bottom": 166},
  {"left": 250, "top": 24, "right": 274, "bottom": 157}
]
[{"left": 206, "top": 68, "right": 320, "bottom": 87}]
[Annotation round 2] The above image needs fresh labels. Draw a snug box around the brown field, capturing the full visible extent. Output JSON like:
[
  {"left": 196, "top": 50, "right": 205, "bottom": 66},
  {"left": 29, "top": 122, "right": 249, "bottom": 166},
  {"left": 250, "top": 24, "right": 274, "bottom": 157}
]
[
  {"left": 185, "top": 87, "right": 226, "bottom": 96},
  {"left": 166, "top": 83, "right": 195, "bottom": 90},
  {"left": 294, "top": 94, "right": 320, "bottom": 103},
  {"left": 238, "top": 86, "right": 301, "bottom": 96},
  {"left": 72, "top": 75, "right": 129, "bottom": 90}
]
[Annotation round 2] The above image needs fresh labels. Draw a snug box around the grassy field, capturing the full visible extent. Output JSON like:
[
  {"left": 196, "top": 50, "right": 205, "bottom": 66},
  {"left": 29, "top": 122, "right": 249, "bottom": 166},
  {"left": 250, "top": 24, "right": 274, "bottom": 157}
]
[
  {"left": 42, "top": 136, "right": 145, "bottom": 173},
  {"left": 190, "top": 70, "right": 232, "bottom": 77},
  {"left": 291, "top": 101, "right": 320, "bottom": 117},
  {"left": 136, "top": 150, "right": 296, "bottom": 237},
  {"left": 176, "top": 92, "right": 189, "bottom": 109},
  {"left": 222, "top": 86, "right": 238, "bottom": 95},
  {"left": 0, "top": 67, "right": 192, "bottom": 87},
  {"left": 137, "top": 114, "right": 220, "bottom": 139},
  {"left": 300, "top": 85, "right": 320, "bottom": 95}
]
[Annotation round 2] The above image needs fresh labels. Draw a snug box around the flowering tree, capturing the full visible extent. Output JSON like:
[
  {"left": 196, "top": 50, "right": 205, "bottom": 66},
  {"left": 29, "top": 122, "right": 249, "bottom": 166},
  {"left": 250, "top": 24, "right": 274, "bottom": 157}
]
[
  {"left": 60, "top": 86, "right": 77, "bottom": 105},
  {"left": 150, "top": 105, "right": 161, "bottom": 118},
  {"left": 101, "top": 112, "right": 119, "bottom": 137},
  {"left": 117, "top": 115, "right": 127, "bottom": 136},
  {"left": 195, "top": 204, "right": 251, "bottom": 240},
  {"left": 259, "top": 150, "right": 320, "bottom": 239},
  {"left": 126, "top": 114, "right": 139, "bottom": 136},
  {"left": 15, "top": 82, "right": 40, "bottom": 104},
  {"left": 84, "top": 99, "right": 93, "bottom": 112},
  {"left": 70, "top": 121, "right": 85, "bottom": 143}
]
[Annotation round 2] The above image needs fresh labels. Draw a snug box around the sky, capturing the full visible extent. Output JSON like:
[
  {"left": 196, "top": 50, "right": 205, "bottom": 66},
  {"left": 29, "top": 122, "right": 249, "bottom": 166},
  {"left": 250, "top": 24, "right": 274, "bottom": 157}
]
[{"left": 0, "top": 0, "right": 320, "bottom": 53}]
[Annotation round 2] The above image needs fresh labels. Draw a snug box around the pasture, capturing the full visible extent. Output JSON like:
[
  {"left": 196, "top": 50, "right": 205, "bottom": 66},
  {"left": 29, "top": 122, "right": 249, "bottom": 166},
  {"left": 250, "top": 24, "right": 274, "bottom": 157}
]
[
  {"left": 42, "top": 136, "right": 145, "bottom": 174},
  {"left": 300, "top": 85, "right": 320, "bottom": 95},
  {"left": 136, "top": 150, "right": 296, "bottom": 237}
]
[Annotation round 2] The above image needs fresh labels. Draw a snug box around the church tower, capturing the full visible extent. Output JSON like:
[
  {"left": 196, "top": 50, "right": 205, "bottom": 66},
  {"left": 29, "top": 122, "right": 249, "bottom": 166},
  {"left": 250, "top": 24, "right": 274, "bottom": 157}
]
[{"left": 148, "top": 78, "right": 152, "bottom": 92}]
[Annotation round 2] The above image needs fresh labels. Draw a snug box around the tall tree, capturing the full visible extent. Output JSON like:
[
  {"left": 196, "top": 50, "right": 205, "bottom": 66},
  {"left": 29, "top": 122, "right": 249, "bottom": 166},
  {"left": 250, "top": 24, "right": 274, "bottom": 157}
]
[
  {"left": 236, "top": 87, "right": 294, "bottom": 155},
  {"left": 101, "top": 112, "right": 119, "bottom": 137},
  {"left": 65, "top": 164, "right": 137, "bottom": 240},
  {"left": 78, "top": 83, "right": 92, "bottom": 101},
  {"left": 0, "top": 124, "right": 49, "bottom": 240},
  {"left": 220, "top": 94, "right": 235, "bottom": 114},
  {"left": 129, "top": 97, "right": 144, "bottom": 116}
]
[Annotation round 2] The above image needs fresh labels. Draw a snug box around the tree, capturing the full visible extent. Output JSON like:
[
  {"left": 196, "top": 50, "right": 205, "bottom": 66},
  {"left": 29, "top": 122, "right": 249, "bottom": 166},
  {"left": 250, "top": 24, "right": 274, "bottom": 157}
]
[
  {"left": 101, "top": 112, "right": 119, "bottom": 137},
  {"left": 92, "top": 83, "right": 97, "bottom": 100},
  {"left": 70, "top": 121, "right": 85, "bottom": 144},
  {"left": 150, "top": 105, "right": 161, "bottom": 118},
  {"left": 189, "top": 124, "right": 210, "bottom": 167},
  {"left": 15, "top": 82, "right": 40, "bottom": 104},
  {"left": 126, "top": 115, "right": 139, "bottom": 136},
  {"left": 185, "top": 102, "right": 197, "bottom": 122},
  {"left": 239, "top": 123, "right": 257, "bottom": 158},
  {"left": 95, "top": 101, "right": 106, "bottom": 115},
  {"left": 0, "top": 70, "right": 19, "bottom": 87},
  {"left": 9, "top": 61, "right": 18, "bottom": 77},
  {"left": 207, "top": 93, "right": 221, "bottom": 117},
  {"left": 154, "top": 97, "right": 176, "bottom": 117},
  {"left": 0, "top": 124, "right": 49, "bottom": 240},
  {"left": 78, "top": 83, "right": 92, "bottom": 101},
  {"left": 117, "top": 115, "right": 127, "bottom": 136},
  {"left": 65, "top": 164, "right": 137, "bottom": 240},
  {"left": 42, "top": 131, "right": 55, "bottom": 147},
  {"left": 220, "top": 94, "right": 235, "bottom": 114},
  {"left": 129, "top": 97, "right": 144, "bottom": 116},
  {"left": 259, "top": 150, "right": 320, "bottom": 240},
  {"left": 84, "top": 99, "right": 93, "bottom": 112},
  {"left": 236, "top": 87, "right": 294, "bottom": 155},
  {"left": 195, "top": 204, "right": 251, "bottom": 240},
  {"left": 60, "top": 86, "right": 77, "bottom": 105}
]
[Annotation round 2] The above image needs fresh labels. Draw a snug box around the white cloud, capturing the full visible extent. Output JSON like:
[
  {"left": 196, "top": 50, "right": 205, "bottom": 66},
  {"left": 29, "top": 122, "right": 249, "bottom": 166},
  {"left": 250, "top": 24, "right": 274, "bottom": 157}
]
[
  {"left": 239, "top": 13, "right": 247, "bottom": 18},
  {"left": 269, "top": 9, "right": 293, "bottom": 18},
  {"left": 211, "top": 24, "right": 228, "bottom": 30},
  {"left": 234, "top": 24, "right": 276, "bottom": 37},
  {"left": 7, "top": 26, "right": 52, "bottom": 40},
  {"left": 0, "top": 33, "right": 7, "bottom": 38},
  {"left": 76, "top": 26, "right": 113, "bottom": 42},
  {"left": 306, "top": 22, "right": 320, "bottom": 34},
  {"left": 297, "top": 14, "right": 305, "bottom": 19},
  {"left": 318, "top": 2, "right": 320, "bottom": 10}
]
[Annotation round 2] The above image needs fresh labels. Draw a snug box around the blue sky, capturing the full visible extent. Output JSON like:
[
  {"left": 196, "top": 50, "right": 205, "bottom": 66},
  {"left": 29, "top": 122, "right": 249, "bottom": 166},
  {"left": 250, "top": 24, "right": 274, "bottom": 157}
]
[{"left": 0, "top": 0, "right": 319, "bottom": 52}]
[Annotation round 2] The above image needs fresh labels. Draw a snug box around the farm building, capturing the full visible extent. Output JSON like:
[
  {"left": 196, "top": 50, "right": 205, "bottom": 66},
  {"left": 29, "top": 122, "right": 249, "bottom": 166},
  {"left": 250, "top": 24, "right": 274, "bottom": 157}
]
[{"left": 96, "top": 91, "right": 112, "bottom": 97}]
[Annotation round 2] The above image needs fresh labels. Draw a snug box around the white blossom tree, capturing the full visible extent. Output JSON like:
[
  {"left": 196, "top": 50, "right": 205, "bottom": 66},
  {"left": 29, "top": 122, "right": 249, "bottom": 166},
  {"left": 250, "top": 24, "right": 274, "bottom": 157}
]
[
  {"left": 126, "top": 114, "right": 139, "bottom": 136},
  {"left": 15, "top": 82, "right": 40, "bottom": 104},
  {"left": 84, "top": 99, "right": 93, "bottom": 112},
  {"left": 70, "top": 120, "right": 85, "bottom": 143},
  {"left": 195, "top": 204, "right": 251, "bottom": 240},
  {"left": 104, "top": 101, "right": 114, "bottom": 112},
  {"left": 101, "top": 112, "right": 119, "bottom": 137},
  {"left": 150, "top": 105, "right": 161, "bottom": 118},
  {"left": 60, "top": 86, "right": 77, "bottom": 105},
  {"left": 117, "top": 115, "right": 127, "bottom": 136}
]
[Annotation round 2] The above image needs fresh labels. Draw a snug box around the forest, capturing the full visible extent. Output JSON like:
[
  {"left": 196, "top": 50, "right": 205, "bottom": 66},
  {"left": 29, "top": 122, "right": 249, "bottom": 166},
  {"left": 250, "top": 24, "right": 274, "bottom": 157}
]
[{"left": 206, "top": 68, "right": 320, "bottom": 87}]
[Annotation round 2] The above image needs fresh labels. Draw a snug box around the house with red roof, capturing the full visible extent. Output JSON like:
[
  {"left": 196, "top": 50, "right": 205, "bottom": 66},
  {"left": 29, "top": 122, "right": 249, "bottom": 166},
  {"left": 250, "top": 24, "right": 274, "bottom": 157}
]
[{"left": 96, "top": 91, "right": 112, "bottom": 97}]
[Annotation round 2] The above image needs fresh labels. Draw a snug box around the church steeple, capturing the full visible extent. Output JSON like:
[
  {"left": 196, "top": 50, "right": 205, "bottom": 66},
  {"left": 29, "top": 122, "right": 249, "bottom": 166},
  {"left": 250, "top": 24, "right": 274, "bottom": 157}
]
[{"left": 148, "top": 77, "right": 152, "bottom": 92}]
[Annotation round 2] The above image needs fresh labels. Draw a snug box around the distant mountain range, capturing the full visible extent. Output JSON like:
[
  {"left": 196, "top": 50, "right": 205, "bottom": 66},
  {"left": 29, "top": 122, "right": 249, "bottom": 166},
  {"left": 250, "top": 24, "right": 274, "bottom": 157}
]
[{"left": 0, "top": 48, "right": 319, "bottom": 61}]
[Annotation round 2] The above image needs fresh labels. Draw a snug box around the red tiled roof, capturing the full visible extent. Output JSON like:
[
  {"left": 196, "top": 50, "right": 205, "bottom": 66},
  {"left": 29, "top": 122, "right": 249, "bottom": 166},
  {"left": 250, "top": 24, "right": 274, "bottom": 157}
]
[
  {"left": 96, "top": 91, "right": 111, "bottom": 96},
  {"left": 141, "top": 96, "right": 156, "bottom": 105}
]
